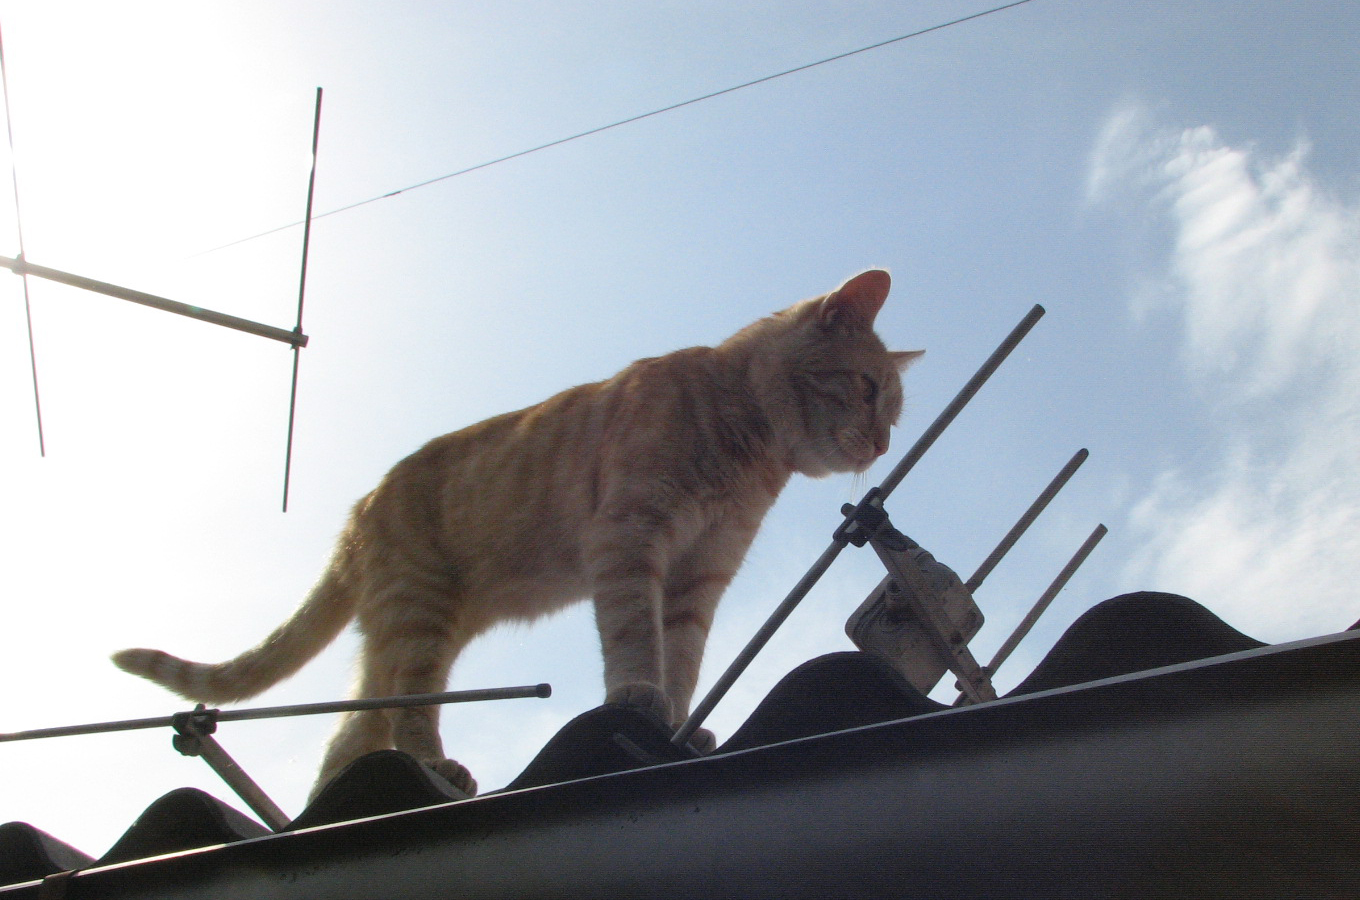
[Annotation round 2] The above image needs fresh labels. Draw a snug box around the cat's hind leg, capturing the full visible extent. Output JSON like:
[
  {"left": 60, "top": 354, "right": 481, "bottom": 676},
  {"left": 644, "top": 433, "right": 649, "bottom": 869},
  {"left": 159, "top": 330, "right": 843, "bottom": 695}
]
[
  {"left": 311, "top": 661, "right": 393, "bottom": 799},
  {"left": 363, "top": 589, "right": 478, "bottom": 796}
]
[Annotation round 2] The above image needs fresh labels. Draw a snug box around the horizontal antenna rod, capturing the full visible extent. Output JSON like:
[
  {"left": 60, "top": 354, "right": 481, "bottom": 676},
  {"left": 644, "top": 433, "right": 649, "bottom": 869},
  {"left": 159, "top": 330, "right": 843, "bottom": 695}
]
[
  {"left": 960, "top": 523, "right": 1109, "bottom": 705},
  {"left": 877, "top": 304, "right": 1045, "bottom": 500},
  {"left": 965, "top": 448, "right": 1089, "bottom": 592},
  {"left": 0, "top": 253, "right": 308, "bottom": 348},
  {"left": 0, "top": 684, "right": 551, "bottom": 743}
]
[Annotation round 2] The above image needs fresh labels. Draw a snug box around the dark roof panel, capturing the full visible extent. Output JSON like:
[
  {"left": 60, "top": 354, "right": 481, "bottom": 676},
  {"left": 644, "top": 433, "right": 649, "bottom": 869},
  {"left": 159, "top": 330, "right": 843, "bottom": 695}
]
[{"left": 3, "top": 593, "right": 1357, "bottom": 897}]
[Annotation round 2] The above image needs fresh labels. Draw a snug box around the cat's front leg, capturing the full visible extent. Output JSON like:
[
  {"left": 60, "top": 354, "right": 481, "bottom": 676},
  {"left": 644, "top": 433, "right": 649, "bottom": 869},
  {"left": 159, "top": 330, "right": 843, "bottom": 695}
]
[
  {"left": 589, "top": 536, "right": 672, "bottom": 723},
  {"left": 659, "top": 571, "right": 725, "bottom": 726},
  {"left": 661, "top": 520, "right": 763, "bottom": 753},
  {"left": 659, "top": 572, "right": 728, "bottom": 755}
]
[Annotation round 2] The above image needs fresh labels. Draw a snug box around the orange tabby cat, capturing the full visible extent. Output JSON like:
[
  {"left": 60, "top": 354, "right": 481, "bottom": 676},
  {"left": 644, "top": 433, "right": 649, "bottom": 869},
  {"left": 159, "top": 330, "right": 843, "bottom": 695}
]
[{"left": 113, "top": 270, "right": 922, "bottom": 798}]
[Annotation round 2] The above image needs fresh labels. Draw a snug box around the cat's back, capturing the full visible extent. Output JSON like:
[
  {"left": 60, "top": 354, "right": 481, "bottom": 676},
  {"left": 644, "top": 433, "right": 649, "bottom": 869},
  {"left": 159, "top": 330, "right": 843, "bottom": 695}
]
[
  {"left": 358, "top": 342, "right": 775, "bottom": 536},
  {"left": 417, "top": 345, "right": 730, "bottom": 465}
]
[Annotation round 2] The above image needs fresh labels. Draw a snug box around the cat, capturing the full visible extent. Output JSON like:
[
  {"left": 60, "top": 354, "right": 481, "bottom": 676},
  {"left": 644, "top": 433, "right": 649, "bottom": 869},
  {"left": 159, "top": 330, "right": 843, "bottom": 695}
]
[{"left": 113, "top": 269, "right": 923, "bottom": 799}]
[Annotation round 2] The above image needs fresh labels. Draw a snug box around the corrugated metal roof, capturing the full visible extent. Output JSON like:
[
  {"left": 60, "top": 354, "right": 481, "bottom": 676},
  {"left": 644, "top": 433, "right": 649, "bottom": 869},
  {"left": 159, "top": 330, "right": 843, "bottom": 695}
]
[{"left": 4, "top": 592, "right": 1358, "bottom": 898}]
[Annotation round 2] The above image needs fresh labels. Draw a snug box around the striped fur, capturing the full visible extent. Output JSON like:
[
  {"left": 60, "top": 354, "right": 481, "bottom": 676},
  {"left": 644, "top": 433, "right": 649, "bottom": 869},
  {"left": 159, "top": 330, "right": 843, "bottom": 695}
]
[{"left": 112, "top": 270, "right": 922, "bottom": 798}]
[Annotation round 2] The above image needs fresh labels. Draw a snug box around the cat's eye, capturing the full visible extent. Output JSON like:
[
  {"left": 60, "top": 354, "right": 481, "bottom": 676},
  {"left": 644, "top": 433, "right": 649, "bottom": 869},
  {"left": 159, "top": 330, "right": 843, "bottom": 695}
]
[{"left": 861, "top": 375, "right": 878, "bottom": 405}]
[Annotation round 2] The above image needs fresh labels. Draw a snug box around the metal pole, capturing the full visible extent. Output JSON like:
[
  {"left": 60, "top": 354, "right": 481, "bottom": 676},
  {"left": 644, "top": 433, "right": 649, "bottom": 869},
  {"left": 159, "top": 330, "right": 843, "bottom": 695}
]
[
  {"left": 965, "top": 448, "right": 1088, "bottom": 592},
  {"left": 214, "top": 683, "right": 552, "bottom": 724},
  {"left": 672, "top": 542, "right": 848, "bottom": 746},
  {"left": 957, "top": 523, "right": 1108, "bottom": 705},
  {"left": 0, "top": 684, "right": 551, "bottom": 743},
  {"left": 0, "top": 254, "right": 309, "bottom": 348},
  {"left": 877, "top": 304, "right": 1045, "bottom": 500},
  {"left": 282, "top": 86, "right": 323, "bottom": 513},
  {"left": 673, "top": 304, "right": 1045, "bottom": 747},
  {"left": 186, "top": 731, "right": 292, "bottom": 830}
]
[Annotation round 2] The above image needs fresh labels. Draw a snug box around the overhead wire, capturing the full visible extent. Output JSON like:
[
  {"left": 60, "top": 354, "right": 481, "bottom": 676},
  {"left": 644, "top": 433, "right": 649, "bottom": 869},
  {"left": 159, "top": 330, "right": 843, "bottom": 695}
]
[{"left": 199, "top": 0, "right": 1036, "bottom": 256}]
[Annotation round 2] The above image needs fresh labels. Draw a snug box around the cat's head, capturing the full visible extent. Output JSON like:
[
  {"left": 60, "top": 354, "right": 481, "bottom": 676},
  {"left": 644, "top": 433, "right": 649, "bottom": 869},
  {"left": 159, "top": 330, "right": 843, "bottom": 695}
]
[{"left": 734, "top": 270, "right": 923, "bottom": 477}]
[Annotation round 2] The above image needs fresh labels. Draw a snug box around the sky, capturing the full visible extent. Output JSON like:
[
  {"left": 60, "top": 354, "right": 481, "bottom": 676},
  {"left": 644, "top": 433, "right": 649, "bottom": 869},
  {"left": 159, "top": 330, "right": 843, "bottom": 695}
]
[{"left": 1, "top": 0, "right": 1357, "bottom": 856}]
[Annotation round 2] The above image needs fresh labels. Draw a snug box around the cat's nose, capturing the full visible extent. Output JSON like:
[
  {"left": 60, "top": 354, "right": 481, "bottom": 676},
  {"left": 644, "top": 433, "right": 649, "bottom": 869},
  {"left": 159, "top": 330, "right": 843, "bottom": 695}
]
[{"left": 873, "top": 435, "right": 889, "bottom": 457}]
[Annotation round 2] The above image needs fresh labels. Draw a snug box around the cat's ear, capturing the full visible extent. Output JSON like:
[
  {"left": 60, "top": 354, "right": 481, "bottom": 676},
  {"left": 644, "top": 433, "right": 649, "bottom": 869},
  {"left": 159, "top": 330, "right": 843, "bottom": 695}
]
[
  {"left": 817, "top": 269, "right": 891, "bottom": 330},
  {"left": 891, "top": 349, "right": 925, "bottom": 371}
]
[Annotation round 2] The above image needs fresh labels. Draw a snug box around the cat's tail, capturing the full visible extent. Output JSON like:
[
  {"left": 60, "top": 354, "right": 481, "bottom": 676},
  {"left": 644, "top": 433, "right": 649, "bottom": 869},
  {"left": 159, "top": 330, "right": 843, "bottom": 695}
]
[{"left": 111, "top": 566, "right": 356, "bottom": 705}]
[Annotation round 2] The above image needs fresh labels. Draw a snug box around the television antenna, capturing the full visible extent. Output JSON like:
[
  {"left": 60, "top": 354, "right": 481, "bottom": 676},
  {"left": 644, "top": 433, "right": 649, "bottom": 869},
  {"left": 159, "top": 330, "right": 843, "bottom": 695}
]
[
  {"left": 675, "top": 303, "right": 1109, "bottom": 745},
  {"left": 0, "top": 26, "right": 322, "bottom": 512}
]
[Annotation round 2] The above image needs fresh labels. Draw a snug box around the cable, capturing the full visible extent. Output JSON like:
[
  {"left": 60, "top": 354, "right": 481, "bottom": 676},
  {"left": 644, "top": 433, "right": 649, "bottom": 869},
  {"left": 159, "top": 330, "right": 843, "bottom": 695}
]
[{"left": 200, "top": 0, "right": 1036, "bottom": 255}]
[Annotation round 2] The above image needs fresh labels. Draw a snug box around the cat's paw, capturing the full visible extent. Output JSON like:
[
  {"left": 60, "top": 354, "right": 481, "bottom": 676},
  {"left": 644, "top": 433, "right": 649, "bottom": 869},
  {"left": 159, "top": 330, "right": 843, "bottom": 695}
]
[
  {"left": 425, "top": 758, "right": 478, "bottom": 798},
  {"left": 684, "top": 726, "right": 717, "bottom": 755},
  {"left": 605, "top": 682, "right": 673, "bottom": 722}
]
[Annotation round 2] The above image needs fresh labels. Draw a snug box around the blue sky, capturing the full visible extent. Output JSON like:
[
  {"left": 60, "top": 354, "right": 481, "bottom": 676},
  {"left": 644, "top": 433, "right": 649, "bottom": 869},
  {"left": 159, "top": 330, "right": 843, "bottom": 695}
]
[{"left": 1, "top": 1, "right": 1357, "bottom": 854}]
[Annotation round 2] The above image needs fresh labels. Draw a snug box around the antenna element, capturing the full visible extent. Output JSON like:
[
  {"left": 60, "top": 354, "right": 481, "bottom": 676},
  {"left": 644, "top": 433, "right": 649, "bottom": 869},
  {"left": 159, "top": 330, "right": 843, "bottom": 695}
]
[{"left": 282, "top": 87, "right": 323, "bottom": 512}]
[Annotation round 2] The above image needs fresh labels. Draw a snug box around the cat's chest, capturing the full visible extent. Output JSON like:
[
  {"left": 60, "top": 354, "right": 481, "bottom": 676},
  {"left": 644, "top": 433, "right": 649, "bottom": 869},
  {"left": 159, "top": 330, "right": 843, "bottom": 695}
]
[{"left": 643, "top": 472, "right": 783, "bottom": 553}]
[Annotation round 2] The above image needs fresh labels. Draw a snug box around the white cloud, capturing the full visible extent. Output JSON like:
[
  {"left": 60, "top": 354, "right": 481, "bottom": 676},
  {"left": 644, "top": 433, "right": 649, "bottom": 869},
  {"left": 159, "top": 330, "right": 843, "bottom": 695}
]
[{"left": 1092, "top": 104, "right": 1360, "bottom": 639}]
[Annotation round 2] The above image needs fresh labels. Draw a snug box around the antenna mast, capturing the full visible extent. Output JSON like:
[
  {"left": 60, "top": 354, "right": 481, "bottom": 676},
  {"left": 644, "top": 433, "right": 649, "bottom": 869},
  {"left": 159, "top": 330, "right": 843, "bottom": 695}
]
[{"left": 282, "top": 86, "right": 323, "bottom": 512}]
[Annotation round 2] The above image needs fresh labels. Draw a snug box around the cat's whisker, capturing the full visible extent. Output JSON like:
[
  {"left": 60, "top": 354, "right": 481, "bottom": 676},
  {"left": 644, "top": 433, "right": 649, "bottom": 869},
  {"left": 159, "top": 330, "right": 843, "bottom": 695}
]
[{"left": 847, "top": 470, "right": 869, "bottom": 504}]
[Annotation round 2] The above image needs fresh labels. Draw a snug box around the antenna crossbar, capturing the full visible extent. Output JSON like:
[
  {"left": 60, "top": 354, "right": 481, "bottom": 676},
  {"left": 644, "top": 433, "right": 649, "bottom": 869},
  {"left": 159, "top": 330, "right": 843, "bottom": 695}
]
[
  {"left": 0, "top": 253, "right": 309, "bottom": 347},
  {"left": 0, "top": 684, "right": 551, "bottom": 743}
]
